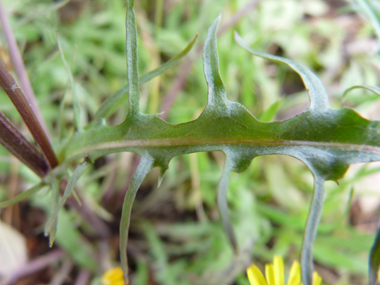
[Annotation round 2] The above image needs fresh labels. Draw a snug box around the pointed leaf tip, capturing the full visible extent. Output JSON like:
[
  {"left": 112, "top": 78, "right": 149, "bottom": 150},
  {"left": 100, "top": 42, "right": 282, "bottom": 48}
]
[
  {"left": 120, "top": 154, "right": 154, "bottom": 284},
  {"left": 301, "top": 175, "right": 325, "bottom": 285},
  {"left": 343, "top": 85, "right": 380, "bottom": 99},
  {"left": 157, "top": 167, "right": 167, "bottom": 188},
  {"left": 235, "top": 32, "right": 330, "bottom": 111},
  {"left": 203, "top": 16, "right": 229, "bottom": 114}
]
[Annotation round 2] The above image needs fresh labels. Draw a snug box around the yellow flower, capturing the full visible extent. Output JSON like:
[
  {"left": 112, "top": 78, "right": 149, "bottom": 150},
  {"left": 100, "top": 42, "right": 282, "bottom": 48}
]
[
  {"left": 247, "top": 255, "right": 322, "bottom": 285},
  {"left": 101, "top": 267, "right": 125, "bottom": 285}
]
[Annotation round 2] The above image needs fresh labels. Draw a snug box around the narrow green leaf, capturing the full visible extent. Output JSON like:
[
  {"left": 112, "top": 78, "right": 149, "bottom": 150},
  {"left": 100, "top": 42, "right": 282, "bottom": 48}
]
[
  {"left": 57, "top": 32, "right": 82, "bottom": 132},
  {"left": 0, "top": 183, "right": 45, "bottom": 208},
  {"left": 141, "top": 34, "right": 198, "bottom": 84},
  {"left": 125, "top": 0, "right": 140, "bottom": 119},
  {"left": 217, "top": 156, "right": 237, "bottom": 252},
  {"left": 343, "top": 85, "right": 380, "bottom": 98},
  {"left": 203, "top": 15, "right": 230, "bottom": 115},
  {"left": 369, "top": 226, "right": 380, "bottom": 285},
  {"left": 234, "top": 32, "right": 330, "bottom": 111},
  {"left": 47, "top": 178, "right": 60, "bottom": 246},
  {"left": 259, "top": 99, "right": 281, "bottom": 122},
  {"left": 45, "top": 160, "right": 89, "bottom": 246},
  {"left": 120, "top": 153, "right": 154, "bottom": 284},
  {"left": 300, "top": 175, "right": 325, "bottom": 285},
  {"left": 91, "top": 34, "right": 198, "bottom": 127}
]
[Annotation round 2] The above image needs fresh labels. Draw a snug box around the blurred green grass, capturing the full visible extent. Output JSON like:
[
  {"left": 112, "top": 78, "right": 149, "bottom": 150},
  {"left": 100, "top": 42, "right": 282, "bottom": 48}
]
[{"left": 0, "top": 0, "right": 380, "bottom": 284}]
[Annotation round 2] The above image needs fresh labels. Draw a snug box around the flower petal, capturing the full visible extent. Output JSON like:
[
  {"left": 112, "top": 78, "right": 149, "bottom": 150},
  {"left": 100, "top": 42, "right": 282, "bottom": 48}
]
[
  {"left": 287, "top": 261, "right": 301, "bottom": 285},
  {"left": 312, "top": 271, "right": 322, "bottom": 285},
  {"left": 273, "top": 255, "right": 285, "bottom": 285},
  {"left": 265, "top": 263, "right": 276, "bottom": 285},
  {"left": 101, "top": 267, "right": 124, "bottom": 285},
  {"left": 247, "top": 264, "right": 269, "bottom": 285}
]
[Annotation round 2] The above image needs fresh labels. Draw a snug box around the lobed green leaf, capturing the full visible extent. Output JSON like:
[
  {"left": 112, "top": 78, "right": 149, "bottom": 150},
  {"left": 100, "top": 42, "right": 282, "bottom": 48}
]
[{"left": 58, "top": 9, "right": 380, "bottom": 285}]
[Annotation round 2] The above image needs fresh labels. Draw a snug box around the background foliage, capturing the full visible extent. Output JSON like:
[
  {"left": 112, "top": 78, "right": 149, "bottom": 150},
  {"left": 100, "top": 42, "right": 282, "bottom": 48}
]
[{"left": 0, "top": 0, "right": 380, "bottom": 284}]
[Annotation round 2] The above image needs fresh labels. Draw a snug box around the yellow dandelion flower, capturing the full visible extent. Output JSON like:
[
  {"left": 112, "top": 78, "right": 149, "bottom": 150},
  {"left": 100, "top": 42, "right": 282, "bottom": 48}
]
[
  {"left": 101, "top": 267, "right": 125, "bottom": 285},
  {"left": 247, "top": 255, "right": 322, "bottom": 285}
]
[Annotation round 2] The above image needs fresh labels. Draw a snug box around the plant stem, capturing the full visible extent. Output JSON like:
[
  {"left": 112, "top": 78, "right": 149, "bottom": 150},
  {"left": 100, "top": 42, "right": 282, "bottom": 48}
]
[
  {"left": 0, "top": 60, "right": 58, "bottom": 169},
  {"left": 0, "top": 0, "right": 50, "bottom": 138},
  {"left": 0, "top": 112, "right": 49, "bottom": 177}
]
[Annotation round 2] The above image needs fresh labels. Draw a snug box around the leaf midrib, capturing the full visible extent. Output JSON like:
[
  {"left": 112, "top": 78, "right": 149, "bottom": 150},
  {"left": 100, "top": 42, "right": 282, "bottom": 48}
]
[{"left": 66, "top": 137, "right": 380, "bottom": 161}]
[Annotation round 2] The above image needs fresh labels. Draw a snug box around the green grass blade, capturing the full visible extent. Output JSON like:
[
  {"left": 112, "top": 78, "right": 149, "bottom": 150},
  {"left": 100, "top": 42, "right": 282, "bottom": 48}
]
[
  {"left": 234, "top": 32, "right": 330, "bottom": 111},
  {"left": 343, "top": 85, "right": 380, "bottom": 98},
  {"left": 120, "top": 153, "right": 154, "bottom": 284},
  {"left": 141, "top": 34, "right": 198, "bottom": 84},
  {"left": 91, "top": 34, "right": 198, "bottom": 127},
  {"left": 355, "top": 0, "right": 380, "bottom": 44},
  {"left": 259, "top": 100, "right": 281, "bottom": 122},
  {"left": 57, "top": 32, "right": 82, "bottom": 132},
  {"left": 369, "top": 226, "right": 380, "bottom": 285},
  {"left": 0, "top": 183, "right": 45, "bottom": 208},
  {"left": 301, "top": 175, "right": 325, "bottom": 285},
  {"left": 217, "top": 156, "right": 237, "bottom": 252},
  {"left": 45, "top": 160, "right": 89, "bottom": 246}
]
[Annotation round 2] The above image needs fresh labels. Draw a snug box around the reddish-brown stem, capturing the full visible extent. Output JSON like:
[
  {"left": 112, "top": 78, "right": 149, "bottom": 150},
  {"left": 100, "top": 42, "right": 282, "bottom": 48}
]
[
  {"left": 0, "top": 0, "right": 50, "bottom": 138},
  {"left": 0, "top": 112, "right": 48, "bottom": 177},
  {"left": 0, "top": 60, "right": 58, "bottom": 168}
]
